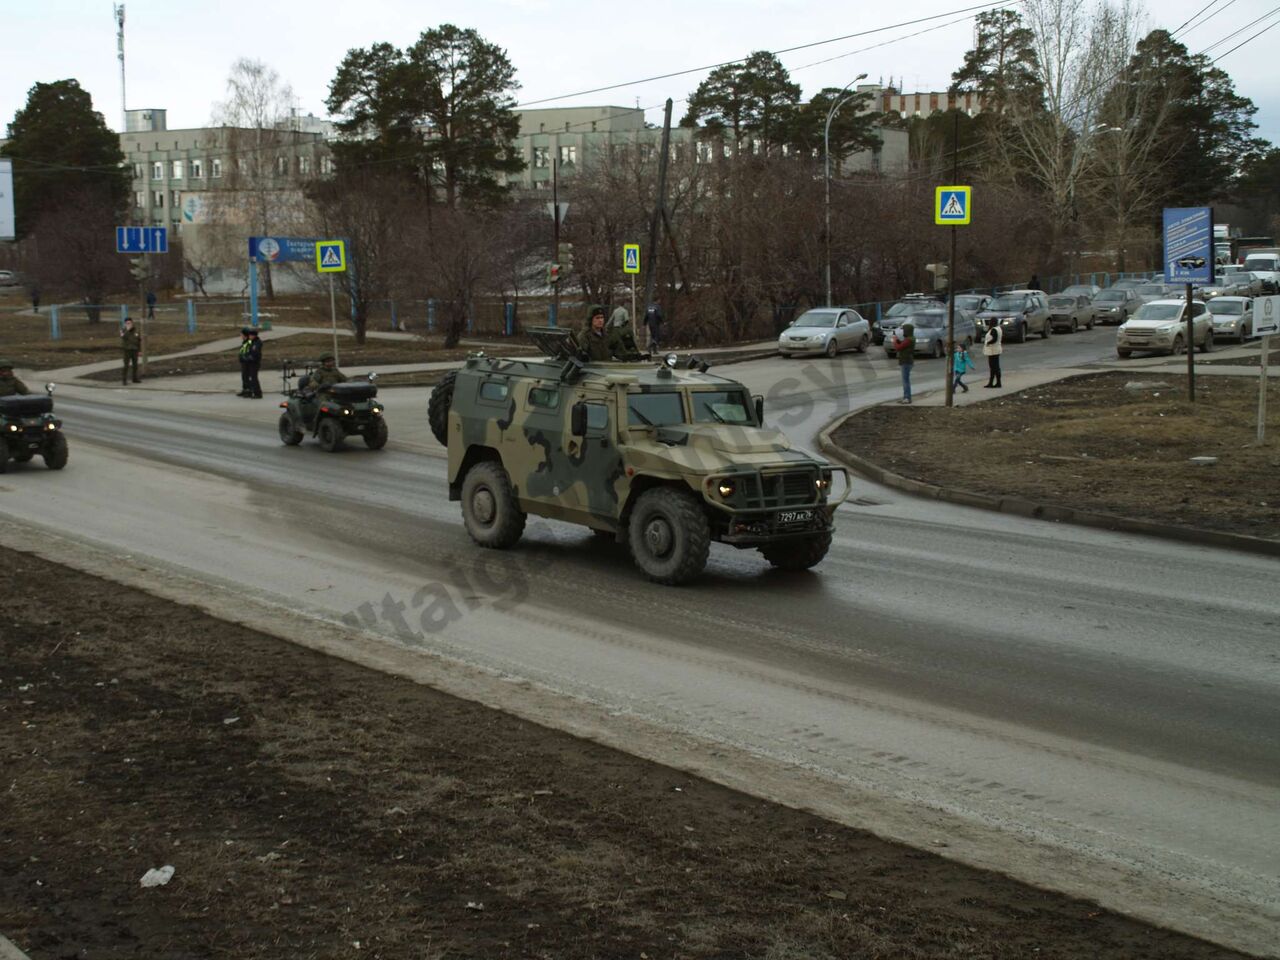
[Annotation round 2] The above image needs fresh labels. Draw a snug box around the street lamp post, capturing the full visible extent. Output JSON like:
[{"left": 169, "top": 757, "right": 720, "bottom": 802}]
[{"left": 824, "top": 73, "right": 868, "bottom": 308}]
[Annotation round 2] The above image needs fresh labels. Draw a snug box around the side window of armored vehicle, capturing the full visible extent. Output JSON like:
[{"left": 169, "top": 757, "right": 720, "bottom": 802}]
[
  {"left": 478, "top": 380, "right": 509, "bottom": 404},
  {"left": 528, "top": 386, "right": 559, "bottom": 409},
  {"left": 691, "top": 390, "right": 754, "bottom": 426},
  {"left": 584, "top": 401, "right": 610, "bottom": 436},
  {"left": 627, "top": 391, "right": 684, "bottom": 426}
]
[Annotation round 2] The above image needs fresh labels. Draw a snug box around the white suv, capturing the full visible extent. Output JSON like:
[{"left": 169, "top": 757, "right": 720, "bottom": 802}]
[{"left": 1116, "top": 299, "right": 1213, "bottom": 358}]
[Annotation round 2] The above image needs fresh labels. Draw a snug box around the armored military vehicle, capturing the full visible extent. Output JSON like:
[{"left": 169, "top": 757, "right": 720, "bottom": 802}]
[
  {"left": 0, "top": 383, "right": 68, "bottom": 473},
  {"left": 427, "top": 328, "right": 848, "bottom": 584},
  {"left": 278, "top": 361, "right": 388, "bottom": 452}
]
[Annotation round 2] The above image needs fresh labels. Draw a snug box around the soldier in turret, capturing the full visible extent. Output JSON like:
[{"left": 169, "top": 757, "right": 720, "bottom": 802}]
[{"left": 577, "top": 306, "right": 613, "bottom": 361}]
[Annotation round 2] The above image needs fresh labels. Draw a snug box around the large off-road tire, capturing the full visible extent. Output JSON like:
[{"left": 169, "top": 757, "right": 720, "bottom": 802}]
[
  {"left": 1198, "top": 330, "right": 1213, "bottom": 353},
  {"left": 759, "top": 532, "right": 833, "bottom": 572},
  {"left": 278, "top": 412, "right": 303, "bottom": 446},
  {"left": 317, "top": 418, "right": 344, "bottom": 452},
  {"left": 42, "top": 432, "right": 68, "bottom": 470},
  {"left": 461, "top": 461, "right": 526, "bottom": 548},
  {"left": 364, "top": 417, "right": 389, "bottom": 450},
  {"left": 628, "top": 487, "right": 710, "bottom": 585},
  {"left": 428, "top": 370, "right": 457, "bottom": 446}
]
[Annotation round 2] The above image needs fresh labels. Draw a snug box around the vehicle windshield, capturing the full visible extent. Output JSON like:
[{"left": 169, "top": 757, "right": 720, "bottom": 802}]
[
  {"left": 1207, "top": 300, "right": 1244, "bottom": 315},
  {"left": 1243, "top": 258, "right": 1276, "bottom": 271},
  {"left": 886, "top": 300, "right": 938, "bottom": 316},
  {"left": 1062, "top": 286, "right": 1094, "bottom": 296},
  {"left": 986, "top": 295, "right": 1025, "bottom": 312},
  {"left": 1049, "top": 296, "right": 1076, "bottom": 308},
  {"left": 690, "top": 390, "right": 755, "bottom": 426},
  {"left": 627, "top": 391, "right": 684, "bottom": 427},
  {"left": 952, "top": 296, "right": 983, "bottom": 309},
  {"left": 1132, "top": 303, "right": 1183, "bottom": 322},
  {"left": 1112, "top": 280, "right": 1143, "bottom": 290},
  {"left": 1095, "top": 290, "right": 1126, "bottom": 302},
  {"left": 790, "top": 311, "right": 838, "bottom": 328},
  {"left": 1137, "top": 284, "right": 1165, "bottom": 295},
  {"left": 911, "top": 312, "right": 946, "bottom": 329}
]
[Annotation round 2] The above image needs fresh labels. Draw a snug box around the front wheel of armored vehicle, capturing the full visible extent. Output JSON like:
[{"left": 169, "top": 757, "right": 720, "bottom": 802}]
[
  {"left": 461, "top": 461, "right": 526, "bottom": 548},
  {"left": 42, "top": 433, "right": 69, "bottom": 470},
  {"left": 759, "top": 532, "right": 832, "bottom": 572},
  {"left": 364, "top": 417, "right": 389, "bottom": 450},
  {"left": 278, "top": 412, "right": 303, "bottom": 446},
  {"left": 428, "top": 370, "right": 457, "bottom": 445},
  {"left": 628, "top": 487, "right": 710, "bottom": 585},
  {"left": 317, "top": 418, "right": 344, "bottom": 452}
]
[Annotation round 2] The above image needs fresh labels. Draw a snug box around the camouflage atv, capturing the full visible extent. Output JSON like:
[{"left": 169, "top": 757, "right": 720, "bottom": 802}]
[
  {"left": 0, "top": 383, "right": 69, "bottom": 473},
  {"left": 278, "top": 361, "right": 388, "bottom": 452},
  {"left": 427, "top": 328, "right": 848, "bottom": 584}
]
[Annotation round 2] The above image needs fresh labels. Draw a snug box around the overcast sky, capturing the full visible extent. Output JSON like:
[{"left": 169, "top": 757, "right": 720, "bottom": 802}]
[{"left": 3, "top": 0, "right": 1276, "bottom": 144}]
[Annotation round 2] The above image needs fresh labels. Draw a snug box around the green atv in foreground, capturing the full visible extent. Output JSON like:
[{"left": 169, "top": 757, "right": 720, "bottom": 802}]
[
  {"left": 427, "top": 328, "right": 849, "bottom": 584},
  {"left": 0, "top": 383, "right": 69, "bottom": 473},
  {"left": 277, "top": 362, "right": 388, "bottom": 452}
]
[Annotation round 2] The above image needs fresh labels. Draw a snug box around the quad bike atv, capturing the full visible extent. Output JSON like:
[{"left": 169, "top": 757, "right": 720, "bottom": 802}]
[
  {"left": 0, "top": 382, "right": 69, "bottom": 473},
  {"left": 277, "top": 361, "right": 388, "bottom": 452}
]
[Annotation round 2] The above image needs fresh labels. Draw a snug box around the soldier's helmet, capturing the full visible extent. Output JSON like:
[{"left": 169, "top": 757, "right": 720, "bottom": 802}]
[
  {"left": 0, "top": 359, "right": 13, "bottom": 370},
  {"left": 318, "top": 352, "right": 335, "bottom": 363},
  {"left": 589, "top": 305, "right": 606, "bottom": 321}
]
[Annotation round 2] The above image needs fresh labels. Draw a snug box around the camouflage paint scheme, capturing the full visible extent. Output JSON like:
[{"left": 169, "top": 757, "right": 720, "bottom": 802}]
[{"left": 446, "top": 356, "right": 849, "bottom": 543}]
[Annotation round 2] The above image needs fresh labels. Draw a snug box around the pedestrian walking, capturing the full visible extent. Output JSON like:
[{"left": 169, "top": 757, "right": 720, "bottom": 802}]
[
  {"left": 982, "top": 318, "right": 1003, "bottom": 388},
  {"left": 890, "top": 323, "right": 915, "bottom": 404},
  {"left": 609, "top": 304, "right": 629, "bottom": 330},
  {"left": 120, "top": 316, "right": 142, "bottom": 384},
  {"left": 643, "top": 301, "right": 664, "bottom": 353},
  {"left": 145, "top": 289, "right": 156, "bottom": 320},
  {"left": 1028, "top": 273, "right": 1041, "bottom": 291},
  {"left": 237, "top": 326, "right": 263, "bottom": 398},
  {"left": 952, "top": 341, "right": 975, "bottom": 393},
  {"left": 30, "top": 285, "right": 40, "bottom": 314}
]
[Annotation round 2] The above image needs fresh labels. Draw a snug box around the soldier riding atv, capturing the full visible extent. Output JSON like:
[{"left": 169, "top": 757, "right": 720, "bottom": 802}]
[
  {"left": 427, "top": 328, "right": 849, "bottom": 584},
  {"left": 0, "top": 375, "right": 69, "bottom": 473},
  {"left": 277, "top": 354, "right": 388, "bottom": 452}
]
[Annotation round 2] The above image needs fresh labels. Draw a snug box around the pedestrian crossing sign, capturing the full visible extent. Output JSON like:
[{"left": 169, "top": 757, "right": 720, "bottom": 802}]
[
  {"left": 935, "top": 185, "right": 972, "bottom": 225},
  {"left": 316, "top": 240, "right": 346, "bottom": 273},
  {"left": 622, "top": 243, "right": 641, "bottom": 274}
]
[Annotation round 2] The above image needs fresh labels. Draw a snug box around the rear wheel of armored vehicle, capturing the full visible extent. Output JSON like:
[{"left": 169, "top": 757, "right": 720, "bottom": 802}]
[
  {"left": 278, "top": 412, "right": 303, "bottom": 446},
  {"left": 42, "top": 434, "right": 68, "bottom": 470},
  {"left": 428, "top": 370, "right": 457, "bottom": 445},
  {"left": 317, "top": 418, "right": 344, "bottom": 452},
  {"left": 759, "top": 532, "right": 832, "bottom": 572},
  {"left": 628, "top": 487, "right": 710, "bottom": 585},
  {"left": 461, "top": 461, "right": 526, "bottom": 548},
  {"left": 364, "top": 418, "right": 389, "bottom": 450}
]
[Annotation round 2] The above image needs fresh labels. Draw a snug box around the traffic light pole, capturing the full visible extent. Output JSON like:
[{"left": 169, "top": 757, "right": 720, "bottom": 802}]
[
  {"left": 944, "top": 111, "right": 959, "bottom": 408},
  {"left": 552, "top": 158, "right": 560, "bottom": 324}
]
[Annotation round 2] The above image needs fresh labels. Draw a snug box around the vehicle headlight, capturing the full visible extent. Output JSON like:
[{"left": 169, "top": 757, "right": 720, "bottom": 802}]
[
  {"left": 46, "top": 422, "right": 57, "bottom": 430},
  {"left": 815, "top": 471, "right": 832, "bottom": 493},
  {"left": 717, "top": 479, "right": 736, "bottom": 498},
  {"left": 7, "top": 424, "right": 16, "bottom": 432},
  {"left": 1118, "top": 324, "right": 1128, "bottom": 332},
  {"left": 342, "top": 408, "right": 351, "bottom": 416}
]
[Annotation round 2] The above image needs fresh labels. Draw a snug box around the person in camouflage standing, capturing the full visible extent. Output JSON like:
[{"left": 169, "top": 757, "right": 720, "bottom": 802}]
[
  {"left": 120, "top": 317, "right": 142, "bottom": 385},
  {"left": 577, "top": 306, "right": 613, "bottom": 361},
  {"left": 0, "top": 360, "right": 31, "bottom": 396}
]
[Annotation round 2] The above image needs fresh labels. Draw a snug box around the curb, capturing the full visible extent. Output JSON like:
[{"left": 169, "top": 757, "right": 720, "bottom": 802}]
[
  {"left": 0, "top": 934, "right": 31, "bottom": 960},
  {"left": 817, "top": 411, "right": 1280, "bottom": 559}
]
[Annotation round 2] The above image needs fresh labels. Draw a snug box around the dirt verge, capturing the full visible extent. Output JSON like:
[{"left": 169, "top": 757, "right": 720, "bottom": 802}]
[
  {"left": 831, "top": 372, "right": 1280, "bottom": 540},
  {"left": 0, "top": 553, "right": 1253, "bottom": 959}
]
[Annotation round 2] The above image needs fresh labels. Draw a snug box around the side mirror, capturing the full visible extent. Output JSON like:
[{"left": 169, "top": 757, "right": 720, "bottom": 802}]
[
  {"left": 570, "top": 401, "right": 588, "bottom": 437},
  {"left": 45, "top": 382, "right": 56, "bottom": 395},
  {"left": 368, "top": 372, "right": 379, "bottom": 382},
  {"left": 753, "top": 394, "right": 764, "bottom": 425}
]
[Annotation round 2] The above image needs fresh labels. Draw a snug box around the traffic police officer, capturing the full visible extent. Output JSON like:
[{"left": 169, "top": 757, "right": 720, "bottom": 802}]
[{"left": 238, "top": 327, "right": 264, "bottom": 398}]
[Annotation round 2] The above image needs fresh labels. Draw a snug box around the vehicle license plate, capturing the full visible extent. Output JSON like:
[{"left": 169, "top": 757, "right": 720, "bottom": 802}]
[{"left": 777, "top": 509, "right": 812, "bottom": 524}]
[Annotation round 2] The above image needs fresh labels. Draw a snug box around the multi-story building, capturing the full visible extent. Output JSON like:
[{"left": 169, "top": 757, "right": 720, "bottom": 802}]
[{"left": 857, "top": 83, "right": 985, "bottom": 119}]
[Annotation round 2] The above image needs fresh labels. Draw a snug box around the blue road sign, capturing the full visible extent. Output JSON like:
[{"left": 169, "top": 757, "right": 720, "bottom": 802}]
[
  {"left": 935, "top": 185, "right": 971, "bottom": 225},
  {"left": 248, "top": 236, "right": 326, "bottom": 263},
  {"left": 1163, "top": 207, "right": 1213, "bottom": 285},
  {"left": 115, "top": 226, "right": 168, "bottom": 254}
]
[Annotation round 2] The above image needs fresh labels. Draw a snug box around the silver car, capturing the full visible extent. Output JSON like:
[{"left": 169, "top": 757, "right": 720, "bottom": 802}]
[
  {"left": 1047, "top": 294, "right": 1095, "bottom": 332},
  {"left": 975, "top": 290, "right": 1052, "bottom": 343},
  {"left": 884, "top": 308, "right": 978, "bottom": 359},
  {"left": 1092, "top": 287, "right": 1140, "bottom": 325},
  {"left": 1117, "top": 299, "right": 1213, "bottom": 357},
  {"left": 778, "top": 308, "right": 871, "bottom": 358},
  {"left": 1206, "top": 296, "right": 1254, "bottom": 341}
]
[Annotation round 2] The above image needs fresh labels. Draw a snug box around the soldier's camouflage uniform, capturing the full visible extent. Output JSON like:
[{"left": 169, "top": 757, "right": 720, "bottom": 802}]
[{"left": 0, "top": 365, "right": 31, "bottom": 397}]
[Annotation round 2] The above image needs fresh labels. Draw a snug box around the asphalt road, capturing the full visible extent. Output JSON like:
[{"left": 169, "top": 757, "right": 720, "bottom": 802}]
[{"left": 3, "top": 325, "right": 1278, "bottom": 956}]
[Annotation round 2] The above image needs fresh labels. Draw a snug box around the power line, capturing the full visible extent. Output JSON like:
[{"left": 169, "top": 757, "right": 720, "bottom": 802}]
[{"left": 1211, "top": 13, "right": 1280, "bottom": 60}]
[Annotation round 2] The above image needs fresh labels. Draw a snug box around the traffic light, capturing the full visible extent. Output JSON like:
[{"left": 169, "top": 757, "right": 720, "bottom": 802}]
[
  {"left": 548, "top": 262, "right": 560, "bottom": 285},
  {"left": 557, "top": 242, "right": 574, "bottom": 274},
  {"left": 129, "top": 256, "right": 148, "bottom": 282},
  {"left": 926, "top": 262, "right": 948, "bottom": 291}
]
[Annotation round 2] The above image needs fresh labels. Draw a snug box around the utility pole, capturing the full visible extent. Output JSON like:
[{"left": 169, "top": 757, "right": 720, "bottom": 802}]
[
  {"left": 552, "top": 157, "right": 560, "bottom": 324},
  {"left": 945, "top": 111, "right": 959, "bottom": 408},
  {"left": 642, "top": 99, "right": 673, "bottom": 321},
  {"left": 114, "top": 4, "right": 127, "bottom": 130}
]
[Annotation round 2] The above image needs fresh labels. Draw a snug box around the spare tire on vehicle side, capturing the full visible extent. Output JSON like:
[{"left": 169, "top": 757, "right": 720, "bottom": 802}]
[{"left": 428, "top": 370, "right": 457, "bottom": 446}]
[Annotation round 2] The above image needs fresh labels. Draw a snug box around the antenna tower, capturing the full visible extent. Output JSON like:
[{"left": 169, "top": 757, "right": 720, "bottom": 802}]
[{"left": 114, "top": 4, "right": 126, "bottom": 130}]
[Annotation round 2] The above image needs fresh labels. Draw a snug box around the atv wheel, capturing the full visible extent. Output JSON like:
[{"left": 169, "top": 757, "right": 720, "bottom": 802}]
[
  {"left": 13, "top": 451, "right": 34, "bottom": 463},
  {"left": 0, "top": 451, "right": 8, "bottom": 474},
  {"left": 759, "top": 532, "right": 832, "bottom": 571},
  {"left": 428, "top": 370, "right": 457, "bottom": 445},
  {"left": 461, "top": 461, "right": 526, "bottom": 548},
  {"left": 42, "top": 432, "right": 68, "bottom": 470},
  {"left": 317, "top": 418, "right": 344, "bottom": 452},
  {"left": 278, "top": 412, "right": 303, "bottom": 446},
  {"left": 364, "top": 417, "right": 389, "bottom": 450},
  {"left": 628, "top": 487, "right": 710, "bottom": 585}
]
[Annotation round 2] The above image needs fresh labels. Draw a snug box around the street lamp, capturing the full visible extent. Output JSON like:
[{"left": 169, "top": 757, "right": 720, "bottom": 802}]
[{"left": 824, "top": 72, "right": 868, "bottom": 308}]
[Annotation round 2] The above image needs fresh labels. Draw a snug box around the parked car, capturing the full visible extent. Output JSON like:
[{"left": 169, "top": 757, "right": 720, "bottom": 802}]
[
  {"left": 1206, "top": 296, "right": 1254, "bottom": 342},
  {"left": 1116, "top": 299, "right": 1213, "bottom": 357},
  {"left": 975, "top": 290, "right": 1052, "bottom": 343},
  {"left": 1110, "top": 278, "right": 1146, "bottom": 292},
  {"left": 1091, "top": 287, "right": 1141, "bottom": 325},
  {"left": 1241, "top": 253, "right": 1280, "bottom": 293},
  {"left": 1221, "top": 267, "right": 1266, "bottom": 297},
  {"left": 883, "top": 307, "right": 977, "bottom": 359},
  {"left": 777, "top": 308, "right": 871, "bottom": 357},
  {"left": 1134, "top": 282, "right": 1168, "bottom": 303},
  {"left": 1061, "top": 283, "right": 1101, "bottom": 299},
  {"left": 1047, "top": 294, "right": 1094, "bottom": 332},
  {"left": 1198, "top": 277, "right": 1244, "bottom": 300},
  {"left": 0, "top": 270, "right": 20, "bottom": 287},
  {"left": 949, "top": 293, "right": 989, "bottom": 322},
  {"left": 873, "top": 294, "right": 944, "bottom": 345}
]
